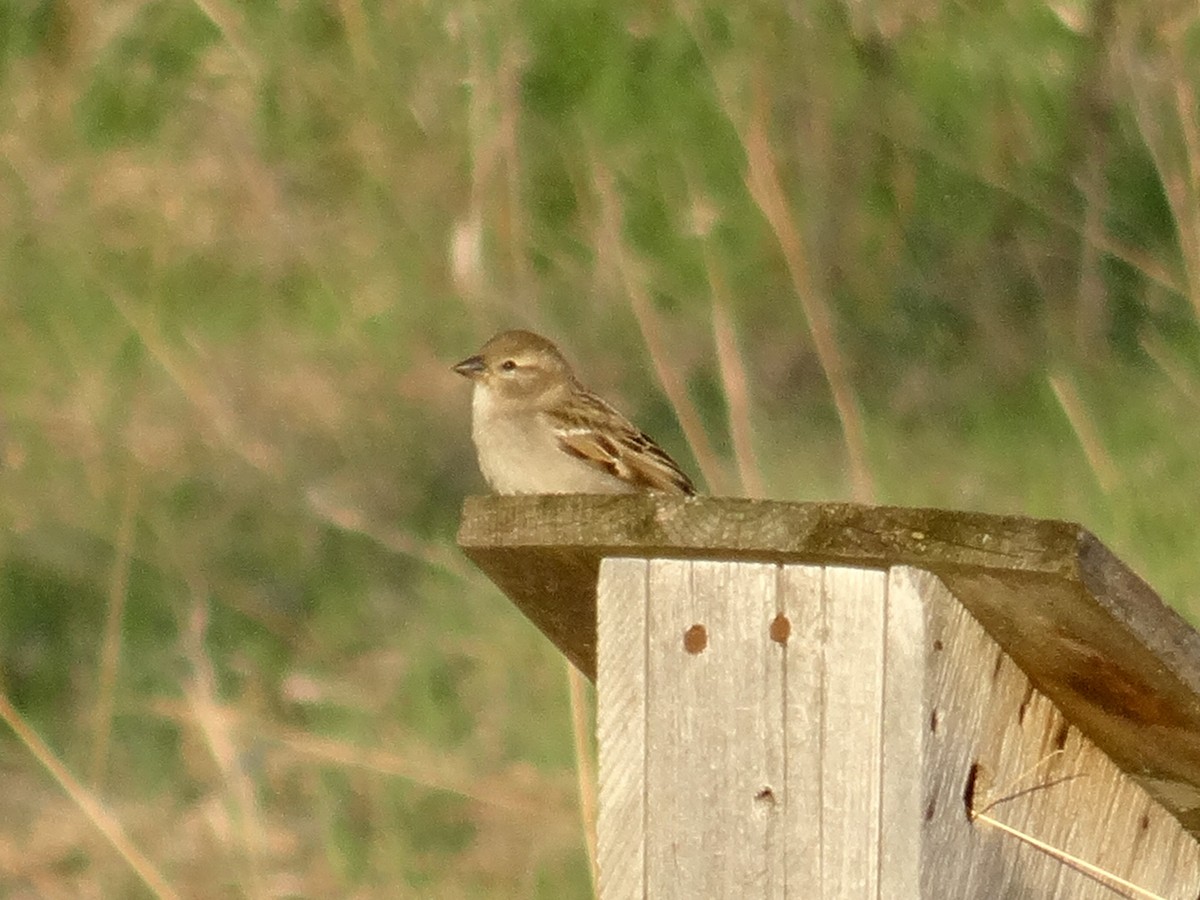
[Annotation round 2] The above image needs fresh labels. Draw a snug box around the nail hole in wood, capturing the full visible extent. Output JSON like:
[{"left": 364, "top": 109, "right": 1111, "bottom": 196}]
[
  {"left": 924, "top": 798, "right": 936, "bottom": 821},
  {"left": 933, "top": 639, "right": 944, "bottom": 651},
  {"left": 1053, "top": 720, "right": 1070, "bottom": 751},
  {"left": 755, "top": 786, "right": 775, "bottom": 804},
  {"left": 963, "top": 762, "right": 981, "bottom": 822},
  {"left": 683, "top": 624, "right": 708, "bottom": 654},
  {"left": 1017, "top": 683, "right": 1034, "bottom": 724},
  {"left": 769, "top": 613, "right": 791, "bottom": 644}
]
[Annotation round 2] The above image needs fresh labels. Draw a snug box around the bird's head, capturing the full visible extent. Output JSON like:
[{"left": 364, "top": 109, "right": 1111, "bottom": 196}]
[{"left": 453, "top": 330, "right": 575, "bottom": 409}]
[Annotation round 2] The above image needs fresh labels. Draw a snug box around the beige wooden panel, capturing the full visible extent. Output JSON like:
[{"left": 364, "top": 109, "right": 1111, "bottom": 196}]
[
  {"left": 779, "top": 565, "right": 920, "bottom": 899},
  {"left": 643, "top": 559, "right": 783, "bottom": 899},
  {"left": 879, "top": 566, "right": 925, "bottom": 898},
  {"left": 597, "top": 557, "right": 648, "bottom": 900},
  {"left": 779, "top": 566, "right": 823, "bottom": 894},
  {"left": 819, "top": 567, "right": 887, "bottom": 897},
  {"left": 894, "top": 566, "right": 1200, "bottom": 899},
  {"left": 595, "top": 559, "right": 1200, "bottom": 899}
]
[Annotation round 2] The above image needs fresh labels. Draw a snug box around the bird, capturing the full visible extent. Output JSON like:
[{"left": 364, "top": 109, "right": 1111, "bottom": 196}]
[{"left": 453, "top": 330, "right": 696, "bottom": 495}]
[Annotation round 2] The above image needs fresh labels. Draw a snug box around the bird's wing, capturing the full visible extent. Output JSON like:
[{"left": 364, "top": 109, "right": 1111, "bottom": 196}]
[{"left": 544, "top": 391, "right": 696, "bottom": 495}]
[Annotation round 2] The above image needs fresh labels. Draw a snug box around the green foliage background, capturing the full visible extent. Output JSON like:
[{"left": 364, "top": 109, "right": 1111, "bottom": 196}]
[{"left": 2, "top": 0, "right": 1199, "bottom": 895}]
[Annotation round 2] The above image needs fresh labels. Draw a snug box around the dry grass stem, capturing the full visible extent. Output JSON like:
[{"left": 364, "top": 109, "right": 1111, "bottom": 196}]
[
  {"left": 146, "top": 698, "right": 569, "bottom": 815},
  {"left": 741, "top": 95, "right": 875, "bottom": 502},
  {"left": 710, "top": 294, "right": 765, "bottom": 498},
  {"left": 89, "top": 470, "right": 140, "bottom": 788},
  {"left": 1121, "top": 44, "right": 1200, "bottom": 317},
  {"left": 304, "top": 485, "right": 484, "bottom": 585},
  {"left": 1075, "top": 156, "right": 1108, "bottom": 350},
  {"left": 106, "top": 287, "right": 282, "bottom": 477},
  {"left": 499, "top": 46, "right": 530, "bottom": 298},
  {"left": 1048, "top": 373, "right": 1120, "bottom": 493},
  {"left": 1141, "top": 334, "right": 1200, "bottom": 407},
  {"left": 973, "top": 773, "right": 1087, "bottom": 818},
  {"left": 188, "top": 0, "right": 258, "bottom": 75},
  {"left": 886, "top": 115, "right": 1186, "bottom": 298},
  {"left": 971, "top": 749, "right": 1067, "bottom": 817},
  {"left": 181, "top": 595, "right": 268, "bottom": 900},
  {"left": 264, "top": 727, "right": 567, "bottom": 815},
  {"left": 1173, "top": 78, "right": 1200, "bottom": 273},
  {"left": 0, "top": 691, "right": 181, "bottom": 900},
  {"left": 669, "top": 4, "right": 875, "bottom": 500},
  {"left": 970, "top": 812, "right": 1165, "bottom": 900},
  {"left": 683, "top": 163, "right": 764, "bottom": 496},
  {"left": 969, "top": 756, "right": 1162, "bottom": 899},
  {"left": 335, "top": 0, "right": 376, "bottom": 74},
  {"left": 590, "top": 160, "right": 728, "bottom": 494}
]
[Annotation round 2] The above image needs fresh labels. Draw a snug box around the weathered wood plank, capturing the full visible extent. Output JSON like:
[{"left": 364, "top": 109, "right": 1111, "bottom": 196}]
[
  {"left": 458, "top": 494, "right": 1200, "bottom": 836},
  {"left": 879, "top": 567, "right": 924, "bottom": 898},
  {"left": 897, "top": 566, "right": 1200, "bottom": 898},
  {"left": 596, "top": 558, "right": 647, "bottom": 900},
  {"left": 641, "top": 560, "right": 783, "bottom": 899},
  {"left": 779, "top": 566, "right": 822, "bottom": 895},
  {"left": 761, "top": 566, "right": 788, "bottom": 900},
  {"left": 593, "top": 560, "right": 1200, "bottom": 898},
  {"left": 819, "top": 567, "right": 886, "bottom": 896}
]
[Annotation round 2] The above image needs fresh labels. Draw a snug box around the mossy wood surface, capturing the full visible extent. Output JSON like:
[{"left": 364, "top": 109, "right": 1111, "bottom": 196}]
[{"left": 457, "top": 494, "right": 1200, "bottom": 835}]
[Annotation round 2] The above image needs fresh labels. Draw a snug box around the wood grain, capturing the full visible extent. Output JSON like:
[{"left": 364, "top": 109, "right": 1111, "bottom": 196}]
[
  {"left": 897, "top": 566, "right": 1200, "bottom": 898},
  {"left": 596, "top": 557, "right": 648, "bottom": 900},
  {"left": 592, "top": 558, "right": 1200, "bottom": 897},
  {"left": 640, "top": 560, "right": 783, "bottom": 898},
  {"left": 779, "top": 566, "right": 822, "bottom": 895},
  {"left": 879, "top": 567, "right": 924, "bottom": 898},
  {"left": 818, "top": 567, "right": 886, "bottom": 896},
  {"left": 459, "top": 494, "right": 1200, "bottom": 836}
]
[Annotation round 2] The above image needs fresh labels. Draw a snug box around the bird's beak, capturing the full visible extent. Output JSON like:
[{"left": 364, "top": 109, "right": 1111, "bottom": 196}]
[{"left": 452, "top": 355, "right": 487, "bottom": 379}]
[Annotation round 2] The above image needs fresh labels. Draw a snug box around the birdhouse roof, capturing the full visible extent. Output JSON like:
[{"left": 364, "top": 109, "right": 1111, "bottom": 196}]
[{"left": 458, "top": 495, "right": 1200, "bottom": 835}]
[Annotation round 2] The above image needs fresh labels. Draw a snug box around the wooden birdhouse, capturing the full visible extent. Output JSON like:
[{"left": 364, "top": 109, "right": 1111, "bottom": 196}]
[{"left": 457, "top": 495, "right": 1200, "bottom": 899}]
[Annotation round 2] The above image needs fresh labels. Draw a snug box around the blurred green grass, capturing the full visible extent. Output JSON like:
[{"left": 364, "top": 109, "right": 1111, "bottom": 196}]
[{"left": 1, "top": 0, "right": 1199, "bottom": 895}]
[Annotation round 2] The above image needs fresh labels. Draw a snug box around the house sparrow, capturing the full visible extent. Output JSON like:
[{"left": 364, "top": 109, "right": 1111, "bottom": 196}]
[{"left": 453, "top": 330, "right": 696, "bottom": 495}]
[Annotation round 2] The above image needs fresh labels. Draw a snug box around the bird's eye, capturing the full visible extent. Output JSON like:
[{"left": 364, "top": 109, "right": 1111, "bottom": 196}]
[{"left": 499, "top": 359, "right": 517, "bottom": 372}]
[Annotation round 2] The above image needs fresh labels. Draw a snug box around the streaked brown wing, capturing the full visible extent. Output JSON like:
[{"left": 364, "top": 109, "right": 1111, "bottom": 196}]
[{"left": 545, "top": 391, "right": 696, "bottom": 495}]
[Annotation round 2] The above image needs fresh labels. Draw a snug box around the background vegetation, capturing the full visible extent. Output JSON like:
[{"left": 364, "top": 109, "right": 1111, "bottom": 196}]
[{"left": 2, "top": 0, "right": 1199, "bottom": 895}]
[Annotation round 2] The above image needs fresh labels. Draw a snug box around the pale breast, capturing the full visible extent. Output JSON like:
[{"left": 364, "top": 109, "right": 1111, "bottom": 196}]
[{"left": 471, "top": 388, "right": 633, "bottom": 494}]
